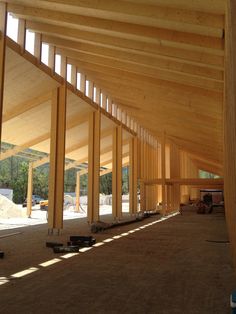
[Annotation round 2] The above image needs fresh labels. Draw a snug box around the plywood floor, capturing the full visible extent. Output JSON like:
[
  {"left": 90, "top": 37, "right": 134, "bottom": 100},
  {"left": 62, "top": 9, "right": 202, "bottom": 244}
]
[{"left": 0, "top": 209, "right": 234, "bottom": 314}]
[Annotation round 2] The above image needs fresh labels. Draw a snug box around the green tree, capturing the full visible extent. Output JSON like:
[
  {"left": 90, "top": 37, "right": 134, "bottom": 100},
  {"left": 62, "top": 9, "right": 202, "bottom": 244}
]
[
  {"left": 100, "top": 173, "right": 112, "bottom": 195},
  {"left": 11, "top": 161, "right": 29, "bottom": 203}
]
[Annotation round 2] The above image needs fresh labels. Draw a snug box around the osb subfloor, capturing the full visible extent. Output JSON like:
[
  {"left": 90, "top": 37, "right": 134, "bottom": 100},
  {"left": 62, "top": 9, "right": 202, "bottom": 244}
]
[{"left": 0, "top": 208, "right": 235, "bottom": 314}]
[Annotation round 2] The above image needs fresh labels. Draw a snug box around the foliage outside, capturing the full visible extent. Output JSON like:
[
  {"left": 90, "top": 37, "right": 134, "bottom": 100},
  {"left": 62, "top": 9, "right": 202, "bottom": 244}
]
[{"left": 0, "top": 156, "right": 129, "bottom": 203}]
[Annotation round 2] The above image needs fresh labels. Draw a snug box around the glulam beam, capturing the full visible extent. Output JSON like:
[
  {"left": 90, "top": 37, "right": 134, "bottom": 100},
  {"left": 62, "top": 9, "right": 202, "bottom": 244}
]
[
  {"left": 9, "top": 4, "right": 224, "bottom": 51},
  {"left": 27, "top": 21, "right": 224, "bottom": 68}
]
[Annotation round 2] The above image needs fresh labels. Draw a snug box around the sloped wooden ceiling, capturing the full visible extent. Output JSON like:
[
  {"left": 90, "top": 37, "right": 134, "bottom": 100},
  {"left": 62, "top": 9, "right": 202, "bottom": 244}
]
[{"left": 1, "top": 0, "right": 226, "bottom": 172}]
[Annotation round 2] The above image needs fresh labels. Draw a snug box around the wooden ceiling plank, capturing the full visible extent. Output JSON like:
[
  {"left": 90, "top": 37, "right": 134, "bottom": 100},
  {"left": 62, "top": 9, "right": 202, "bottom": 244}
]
[{"left": 1, "top": 110, "right": 90, "bottom": 161}]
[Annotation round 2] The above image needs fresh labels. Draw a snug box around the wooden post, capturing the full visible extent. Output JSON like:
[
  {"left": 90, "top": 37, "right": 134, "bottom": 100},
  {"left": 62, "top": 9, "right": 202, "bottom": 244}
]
[
  {"left": 70, "top": 65, "right": 77, "bottom": 87},
  {"left": 75, "top": 171, "right": 80, "bottom": 212},
  {"left": 140, "top": 129, "right": 145, "bottom": 211},
  {"left": 107, "top": 97, "right": 112, "bottom": 114},
  {"left": 26, "top": 162, "right": 33, "bottom": 218},
  {"left": 224, "top": 0, "right": 236, "bottom": 265},
  {"left": 88, "top": 80, "right": 94, "bottom": 99},
  {"left": 48, "top": 44, "right": 55, "bottom": 71},
  {"left": 48, "top": 84, "right": 67, "bottom": 232},
  {"left": 18, "top": 19, "right": 26, "bottom": 52},
  {"left": 0, "top": 3, "right": 6, "bottom": 146},
  {"left": 60, "top": 55, "right": 67, "bottom": 79},
  {"left": 101, "top": 94, "right": 107, "bottom": 110},
  {"left": 88, "top": 110, "right": 100, "bottom": 223},
  {"left": 95, "top": 86, "right": 100, "bottom": 105},
  {"left": 129, "top": 136, "right": 138, "bottom": 214},
  {"left": 161, "top": 132, "right": 166, "bottom": 215},
  {"left": 170, "top": 142, "right": 180, "bottom": 211},
  {"left": 112, "top": 104, "right": 117, "bottom": 118},
  {"left": 112, "top": 125, "right": 122, "bottom": 220},
  {"left": 80, "top": 73, "right": 86, "bottom": 93},
  {"left": 34, "top": 33, "right": 42, "bottom": 61}
]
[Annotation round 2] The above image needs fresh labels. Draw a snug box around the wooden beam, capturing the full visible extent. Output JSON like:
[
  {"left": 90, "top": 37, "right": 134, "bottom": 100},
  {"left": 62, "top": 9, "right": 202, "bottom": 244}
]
[
  {"left": 48, "top": 84, "right": 67, "bottom": 231},
  {"left": 10, "top": 5, "right": 224, "bottom": 49},
  {"left": 58, "top": 47, "right": 223, "bottom": 91},
  {"left": 112, "top": 125, "right": 122, "bottom": 219},
  {"left": 8, "top": 0, "right": 225, "bottom": 29},
  {"left": 0, "top": 2, "right": 6, "bottom": 147},
  {"left": 88, "top": 110, "right": 100, "bottom": 224},
  {"left": 28, "top": 21, "right": 224, "bottom": 68},
  {"left": 143, "top": 178, "right": 224, "bottom": 186},
  {"left": 43, "top": 35, "right": 223, "bottom": 81}
]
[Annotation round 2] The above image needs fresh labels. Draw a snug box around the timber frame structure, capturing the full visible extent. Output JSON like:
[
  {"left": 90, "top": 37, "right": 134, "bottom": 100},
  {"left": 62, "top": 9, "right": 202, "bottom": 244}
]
[{"left": 0, "top": 1, "right": 236, "bottom": 265}]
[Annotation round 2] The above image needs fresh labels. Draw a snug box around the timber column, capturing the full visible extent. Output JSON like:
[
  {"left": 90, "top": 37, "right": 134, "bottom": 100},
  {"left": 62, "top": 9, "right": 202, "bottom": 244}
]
[
  {"left": 75, "top": 172, "right": 80, "bottom": 212},
  {"left": 0, "top": 3, "right": 6, "bottom": 145},
  {"left": 170, "top": 142, "right": 180, "bottom": 211},
  {"left": 224, "top": 0, "right": 236, "bottom": 265},
  {"left": 48, "top": 85, "right": 67, "bottom": 233},
  {"left": 161, "top": 132, "right": 166, "bottom": 215},
  {"left": 129, "top": 136, "right": 138, "bottom": 214},
  {"left": 112, "top": 125, "right": 122, "bottom": 220},
  {"left": 88, "top": 110, "right": 101, "bottom": 224},
  {"left": 26, "top": 162, "right": 33, "bottom": 218}
]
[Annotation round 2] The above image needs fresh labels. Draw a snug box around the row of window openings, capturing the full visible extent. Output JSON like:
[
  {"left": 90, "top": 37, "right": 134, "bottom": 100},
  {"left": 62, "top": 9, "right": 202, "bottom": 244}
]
[{"left": 6, "top": 13, "right": 126, "bottom": 119}]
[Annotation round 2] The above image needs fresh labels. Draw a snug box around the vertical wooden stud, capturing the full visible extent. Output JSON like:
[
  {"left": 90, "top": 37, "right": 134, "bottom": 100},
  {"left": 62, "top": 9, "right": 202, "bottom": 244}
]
[
  {"left": 224, "top": 0, "right": 236, "bottom": 265},
  {"left": 88, "top": 110, "right": 101, "bottom": 223},
  {"left": 48, "top": 84, "right": 67, "bottom": 232},
  {"left": 95, "top": 86, "right": 100, "bottom": 105},
  {"left": 129, "top": 136, "right": 138, "bottom": 214},
  {"left": 80, "top": 73, "right": 86, "bottom": 93},
  {"left": 75, "top": 171, "right": 80, "bottom": 212},
  {"left": 26, "top": 162, "right": 33, "bottom": 218},
  {"left": 88, "top": 80, "right": 94, "bottom": 99},
  {"left": 161, "top": 132, "right": 166, "bottom": 215},
  {"left": 18, "top": 19, "right": 26, "bottom": 51},
  {"left": 107, "top": 97, "right": 112, "bottom": 114},
  {"left": 0, "top": 2, "right": 7, "bottom": 146},
  {"left": 70, "top": 65, "right": 77, "bottom": 87},
  {"left": 101, "top": 94, "right": 107, "bottom": 110},
  {"left": 34, "top": 32, "right": 41, "bottom": 60},
  {"left": 112, "top": 125, "right": 122, "bottom": 220},
  {"left": 48, "top": 44, "right": 55, "bottom": 71}
]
